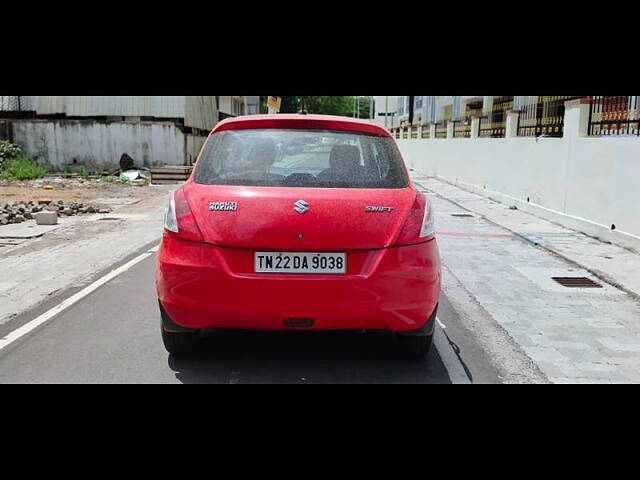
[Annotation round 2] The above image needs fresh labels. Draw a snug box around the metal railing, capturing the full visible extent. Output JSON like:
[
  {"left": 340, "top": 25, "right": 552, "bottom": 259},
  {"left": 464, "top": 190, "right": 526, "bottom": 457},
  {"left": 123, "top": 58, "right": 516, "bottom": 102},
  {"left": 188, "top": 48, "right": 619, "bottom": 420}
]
[
  {"left": 453, "top": 119, "right": 471, "bottom": 138},
  {"left": 517, "top": 96, "right": 581, "bottom": 137},
  {"left": 421, "top": 125, "right": 431, "bottom": 138},
  {"left": 435, "top": 123, "right": 448, "bottom": 138},
  {"left": 588, "top": 96, "right": 640, "bottom": 136},
  {"left": 479, "top": 96, "right": 512, "bottom": 138}
]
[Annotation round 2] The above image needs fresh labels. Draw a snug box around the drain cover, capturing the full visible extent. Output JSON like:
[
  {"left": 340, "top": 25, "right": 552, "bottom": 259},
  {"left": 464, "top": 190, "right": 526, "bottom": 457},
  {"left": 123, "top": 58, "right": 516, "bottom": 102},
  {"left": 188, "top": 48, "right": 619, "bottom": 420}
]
[
  {"left": 552, "top": 277, "right": 602, "bottom": 288},
  {"left": 451, "top": 213, "right": 474, "bottom": 217}
]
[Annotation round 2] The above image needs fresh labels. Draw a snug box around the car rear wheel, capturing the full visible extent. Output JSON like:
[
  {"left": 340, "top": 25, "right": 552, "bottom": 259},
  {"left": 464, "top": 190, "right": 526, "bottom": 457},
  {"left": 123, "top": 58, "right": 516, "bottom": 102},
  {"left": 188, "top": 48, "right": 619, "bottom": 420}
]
[
  {"left": 161, "top": 326, "right": 198, "bottom": 355},
  {"left": 397, "top": 333, "right": 433, "bottom": 358},
  {"left": 159, "top": 301, "right": 199, "bottom": 355}
]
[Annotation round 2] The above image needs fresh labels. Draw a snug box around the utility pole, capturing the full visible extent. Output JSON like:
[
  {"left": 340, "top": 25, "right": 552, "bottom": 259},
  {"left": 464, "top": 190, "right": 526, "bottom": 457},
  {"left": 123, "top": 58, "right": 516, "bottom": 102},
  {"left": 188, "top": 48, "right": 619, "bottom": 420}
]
[{"left": 385, "top": 96, "right": 389, "bottom": 128}]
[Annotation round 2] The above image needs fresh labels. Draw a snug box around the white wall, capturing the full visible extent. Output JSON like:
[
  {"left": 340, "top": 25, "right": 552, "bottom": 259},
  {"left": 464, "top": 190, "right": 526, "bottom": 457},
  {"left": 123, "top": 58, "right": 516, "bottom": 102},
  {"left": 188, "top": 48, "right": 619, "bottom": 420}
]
[
  {"left": 397, "top": 105, "right": 640, "bottom": 252},
  {"left": 10, "top": 119, "right": 196, "bottom": 169}
]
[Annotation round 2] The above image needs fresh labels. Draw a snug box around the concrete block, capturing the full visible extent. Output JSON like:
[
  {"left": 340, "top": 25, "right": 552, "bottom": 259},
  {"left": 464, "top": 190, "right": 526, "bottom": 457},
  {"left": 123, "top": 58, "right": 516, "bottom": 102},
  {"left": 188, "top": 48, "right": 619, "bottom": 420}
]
[{"left": 35, "top": 211, "right": 58, "bottom": 226}]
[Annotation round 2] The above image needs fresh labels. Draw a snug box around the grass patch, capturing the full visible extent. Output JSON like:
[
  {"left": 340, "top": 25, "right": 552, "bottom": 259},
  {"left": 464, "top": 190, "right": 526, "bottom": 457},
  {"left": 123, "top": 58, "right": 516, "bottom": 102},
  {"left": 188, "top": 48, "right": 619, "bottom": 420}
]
[
  {"left": 58, "top": 165, "right": 102, "bottom": 177},
  {"left": 0, "top": 154, "right": 49, "bottom": 180}
]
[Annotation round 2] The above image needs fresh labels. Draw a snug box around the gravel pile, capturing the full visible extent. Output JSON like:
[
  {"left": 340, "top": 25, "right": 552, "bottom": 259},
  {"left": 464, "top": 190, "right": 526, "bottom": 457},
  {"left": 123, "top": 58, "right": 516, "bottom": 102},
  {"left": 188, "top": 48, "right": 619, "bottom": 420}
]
[{"left": 0, "top": 200, "right": 112, "bottom": 226}]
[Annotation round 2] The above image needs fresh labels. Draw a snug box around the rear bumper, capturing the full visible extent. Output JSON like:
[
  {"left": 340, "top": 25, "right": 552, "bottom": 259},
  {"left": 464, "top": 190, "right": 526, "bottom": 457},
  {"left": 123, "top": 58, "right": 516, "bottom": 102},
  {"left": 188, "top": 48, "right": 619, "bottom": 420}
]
[{"left": 156, "top": 234, "right": 440, "bottom": 332}]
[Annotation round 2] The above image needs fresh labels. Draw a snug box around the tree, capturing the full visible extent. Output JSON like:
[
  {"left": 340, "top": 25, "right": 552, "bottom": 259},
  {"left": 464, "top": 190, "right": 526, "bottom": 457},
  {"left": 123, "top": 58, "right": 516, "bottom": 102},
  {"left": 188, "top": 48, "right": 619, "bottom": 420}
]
[
  {"left": 353, "top": 96, "right": 374, "bottom": 119},
  {"left": 260, "top": 96, "right": 359, "bottom": 116},
  {"left": 305, "top": 96, "right": 354, "bottom": 116}
]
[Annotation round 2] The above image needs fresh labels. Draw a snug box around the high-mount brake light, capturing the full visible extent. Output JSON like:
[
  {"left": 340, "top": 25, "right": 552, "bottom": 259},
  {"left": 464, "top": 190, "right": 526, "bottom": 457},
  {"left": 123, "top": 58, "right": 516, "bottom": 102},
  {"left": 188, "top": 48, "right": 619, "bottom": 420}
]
[
  {"left": 164, "top": 188, "right": 204, "bottom": 243},
  {"left": 213, "top": 116, "right": 390, "bottom": 137}
]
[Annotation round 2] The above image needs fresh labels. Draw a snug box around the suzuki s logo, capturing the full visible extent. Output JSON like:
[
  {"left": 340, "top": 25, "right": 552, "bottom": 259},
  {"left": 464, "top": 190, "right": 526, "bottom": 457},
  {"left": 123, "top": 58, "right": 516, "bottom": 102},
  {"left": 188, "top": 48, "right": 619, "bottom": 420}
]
[{"left": 294, "top": 200, "right": 309, "bottom": 214}]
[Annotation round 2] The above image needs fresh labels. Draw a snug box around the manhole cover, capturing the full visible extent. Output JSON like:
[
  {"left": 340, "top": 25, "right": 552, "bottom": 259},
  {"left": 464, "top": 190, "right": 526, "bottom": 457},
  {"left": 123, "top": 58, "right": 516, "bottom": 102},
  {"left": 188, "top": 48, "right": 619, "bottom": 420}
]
[{"left": 552, "top": 277, "right": 602, "bottom": 288}]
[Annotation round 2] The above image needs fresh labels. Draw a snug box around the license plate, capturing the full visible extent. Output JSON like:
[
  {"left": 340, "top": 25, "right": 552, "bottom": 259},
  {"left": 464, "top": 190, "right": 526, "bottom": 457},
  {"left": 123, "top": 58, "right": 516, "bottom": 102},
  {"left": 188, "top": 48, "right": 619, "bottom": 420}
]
[{"left": 254, "top": 252, "right": 346, "bottom": 274}]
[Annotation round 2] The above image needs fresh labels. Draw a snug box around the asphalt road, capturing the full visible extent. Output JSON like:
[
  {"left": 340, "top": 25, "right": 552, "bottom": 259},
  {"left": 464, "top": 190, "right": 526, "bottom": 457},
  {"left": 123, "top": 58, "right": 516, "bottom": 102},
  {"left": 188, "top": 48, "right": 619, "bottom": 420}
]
[{"left": 0, "top": 243, "right": 499, "bottom": 384}]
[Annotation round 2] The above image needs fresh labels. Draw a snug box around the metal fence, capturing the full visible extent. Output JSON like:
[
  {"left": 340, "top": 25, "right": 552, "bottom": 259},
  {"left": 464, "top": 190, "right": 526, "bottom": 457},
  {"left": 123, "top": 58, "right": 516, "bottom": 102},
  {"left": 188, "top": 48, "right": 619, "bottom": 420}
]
[
  {"left": 479, "top": 96, "right": 512, "bottom": 137},
  {"left": 0, "top": 96, "right": 22, "bottom": 111},
  {"left": 452, "top": 119, "right": 471, "bottom": 138},
  {"left": 588, "top": 96, "right": 640, "bottom": 136},
  {"left": 517, "top": 96, "right": 581, "bottom": 137},
  {"left": 435, "top": 123, "right": 447, "bottom": 138},
  {"left": 390, "top": 96, "right": 640, "bottom": 140}
]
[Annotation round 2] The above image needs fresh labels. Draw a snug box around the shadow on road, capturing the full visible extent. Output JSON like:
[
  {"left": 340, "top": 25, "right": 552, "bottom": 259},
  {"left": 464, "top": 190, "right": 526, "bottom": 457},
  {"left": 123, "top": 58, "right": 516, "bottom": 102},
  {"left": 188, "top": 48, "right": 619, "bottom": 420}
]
[{"left": 167, "top": 329, "right": 451, "bottom": 384}]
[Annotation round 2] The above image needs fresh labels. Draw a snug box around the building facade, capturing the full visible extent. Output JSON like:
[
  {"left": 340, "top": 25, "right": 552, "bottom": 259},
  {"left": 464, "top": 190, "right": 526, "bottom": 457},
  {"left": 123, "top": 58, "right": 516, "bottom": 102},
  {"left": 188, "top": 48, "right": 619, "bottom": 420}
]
[
  {"left": 217, "top": 96, "right": 260, "bottom": 119},
  {"left": 0, "top": 96, "right": 259, "bottom": 169},
  {"left": 387, "top": 96, "right": 639, "bottom": 139}
]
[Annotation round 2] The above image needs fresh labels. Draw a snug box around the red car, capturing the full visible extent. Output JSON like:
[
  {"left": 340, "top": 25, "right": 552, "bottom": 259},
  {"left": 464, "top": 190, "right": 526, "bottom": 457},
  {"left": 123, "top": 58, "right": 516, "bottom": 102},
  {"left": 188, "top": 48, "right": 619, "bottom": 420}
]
[{"left": 156, "top": 114, "right": 441, "bottom": 357}]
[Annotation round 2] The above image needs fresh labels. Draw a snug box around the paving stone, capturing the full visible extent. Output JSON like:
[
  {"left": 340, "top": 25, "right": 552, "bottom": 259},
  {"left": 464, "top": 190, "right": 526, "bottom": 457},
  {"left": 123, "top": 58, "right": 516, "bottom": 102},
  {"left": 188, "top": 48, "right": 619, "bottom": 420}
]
[{"left": 415, "top": 174, "right": 640, "bottom": 384}]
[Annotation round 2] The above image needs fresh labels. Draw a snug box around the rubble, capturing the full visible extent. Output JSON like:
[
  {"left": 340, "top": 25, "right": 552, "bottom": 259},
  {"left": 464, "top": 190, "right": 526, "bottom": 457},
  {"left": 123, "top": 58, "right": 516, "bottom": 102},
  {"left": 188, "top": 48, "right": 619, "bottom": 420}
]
[
  {"left": 121, "top": 170, "right": 142, "bottom": 181},
  {"left": 35, "top": 211, "right": 58, "bottom": 225},
  {"left": 0, "top": 200, "right": 112, "bottom": 226},
  {"left": 119, "top": 153, "right": 135, "bottom": 171}
]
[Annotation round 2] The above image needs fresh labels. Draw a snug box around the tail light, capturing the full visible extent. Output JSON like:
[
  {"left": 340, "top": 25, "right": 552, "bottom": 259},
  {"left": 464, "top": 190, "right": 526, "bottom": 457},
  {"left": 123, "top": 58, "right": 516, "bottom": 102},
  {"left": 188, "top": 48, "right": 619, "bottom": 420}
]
[
  {"left": 395, "top": 192, "right": 435, "bottom": 245},
  {"left": 164, "top": 187, "right": 204, "bottom": 243}
]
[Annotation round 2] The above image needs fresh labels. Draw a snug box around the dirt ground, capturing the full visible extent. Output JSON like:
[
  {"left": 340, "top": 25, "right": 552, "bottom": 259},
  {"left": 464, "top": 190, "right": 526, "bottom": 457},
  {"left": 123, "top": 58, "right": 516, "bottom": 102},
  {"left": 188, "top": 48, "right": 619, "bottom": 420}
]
[{"left": 0, "top": 176, "right": 165, "bottom": 206}]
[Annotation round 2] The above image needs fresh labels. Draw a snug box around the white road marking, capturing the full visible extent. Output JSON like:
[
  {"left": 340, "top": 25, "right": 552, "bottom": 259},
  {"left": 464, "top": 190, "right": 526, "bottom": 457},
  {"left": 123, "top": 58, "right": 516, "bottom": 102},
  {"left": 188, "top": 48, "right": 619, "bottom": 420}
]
[
  {"left": 147, "top": 245, "right": 160, "bottom": 253},
  {"left": 436, "top": 316, "right": 446, "bottom": 330},
  {"left": 0, "top": 246, "right": 159, "bottom": 353},
  {"left": 433, "top": 324, "right": 471, "bottom": 384}
]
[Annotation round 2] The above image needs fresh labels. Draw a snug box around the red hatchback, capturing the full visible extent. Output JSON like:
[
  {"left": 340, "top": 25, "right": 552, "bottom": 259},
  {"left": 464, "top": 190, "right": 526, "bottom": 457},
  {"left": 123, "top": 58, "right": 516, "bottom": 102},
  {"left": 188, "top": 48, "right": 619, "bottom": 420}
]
[{"left": 156, "top": 114, "right": 441, "bottom": 357}]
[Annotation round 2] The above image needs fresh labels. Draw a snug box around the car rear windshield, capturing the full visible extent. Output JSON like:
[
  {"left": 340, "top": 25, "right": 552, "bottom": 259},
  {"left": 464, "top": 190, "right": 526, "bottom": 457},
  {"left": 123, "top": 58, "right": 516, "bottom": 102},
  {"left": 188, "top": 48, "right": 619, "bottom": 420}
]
[{"left": 193, "top": 128, "right": 409, "bottom": 188}]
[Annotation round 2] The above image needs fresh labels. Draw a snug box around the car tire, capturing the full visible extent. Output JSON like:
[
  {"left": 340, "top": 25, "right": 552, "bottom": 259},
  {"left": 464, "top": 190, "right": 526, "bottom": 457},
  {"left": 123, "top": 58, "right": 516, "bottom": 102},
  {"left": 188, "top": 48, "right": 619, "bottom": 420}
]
[
  {"left": 161, "top": 326, "right": 198, "bottom": 355},
  {"left": 397, "top": 333, "right": 433, "bottom": 358}
]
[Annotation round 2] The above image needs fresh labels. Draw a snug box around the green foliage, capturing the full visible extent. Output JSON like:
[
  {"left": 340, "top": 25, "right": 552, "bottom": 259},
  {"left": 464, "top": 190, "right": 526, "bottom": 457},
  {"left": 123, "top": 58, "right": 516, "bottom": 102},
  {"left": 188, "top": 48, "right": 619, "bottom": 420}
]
[
  {"left": 353, "top": 96, "right": 373, "bottom": 119},
  {"left": 305, "top": 96, "right": 355, "bottom": 117},
  {"left": 0, "top": 154, "right": 49, "bottom": 180},
  {"left": 261, "top": 96, "right": 374, "bottom": 118},
  {"left": 59, "top": 165, "right": 94, "bottom": 177},
  {"left": 0, "top": 140, "right": 48, "bottom": 180},
  {"left": 278, "top": 97, "right": 304, "bottom": 114},
  {"left": 0, "top": 140, "right": 23, "bottom": 169}
]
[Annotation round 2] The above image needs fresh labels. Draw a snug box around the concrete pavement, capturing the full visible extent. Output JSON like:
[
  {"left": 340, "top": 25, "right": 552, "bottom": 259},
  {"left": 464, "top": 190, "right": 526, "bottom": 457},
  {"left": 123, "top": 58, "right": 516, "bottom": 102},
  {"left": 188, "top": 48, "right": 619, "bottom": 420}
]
[
  {"left": 0, "top": 250, "right": 461, "bottom": 384},
  {"left": 0, "top": 185, "right": 174, "bottom": 328},
  {"left": 413, "top": 172, "right": 640, "bottom": 383},
  {"left": 3, "top": 173, "right": 640, "bottom": 383}
]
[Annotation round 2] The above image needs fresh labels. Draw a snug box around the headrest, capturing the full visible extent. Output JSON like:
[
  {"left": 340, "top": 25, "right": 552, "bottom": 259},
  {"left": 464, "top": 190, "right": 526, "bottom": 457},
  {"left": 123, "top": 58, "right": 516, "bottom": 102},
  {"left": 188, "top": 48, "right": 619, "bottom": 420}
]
[
  {"left": 248, "top": 139, "right": 277, "bottom": 167},
  {"left": 329, "top": 145, "right": 360, "bottom": 170}
]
